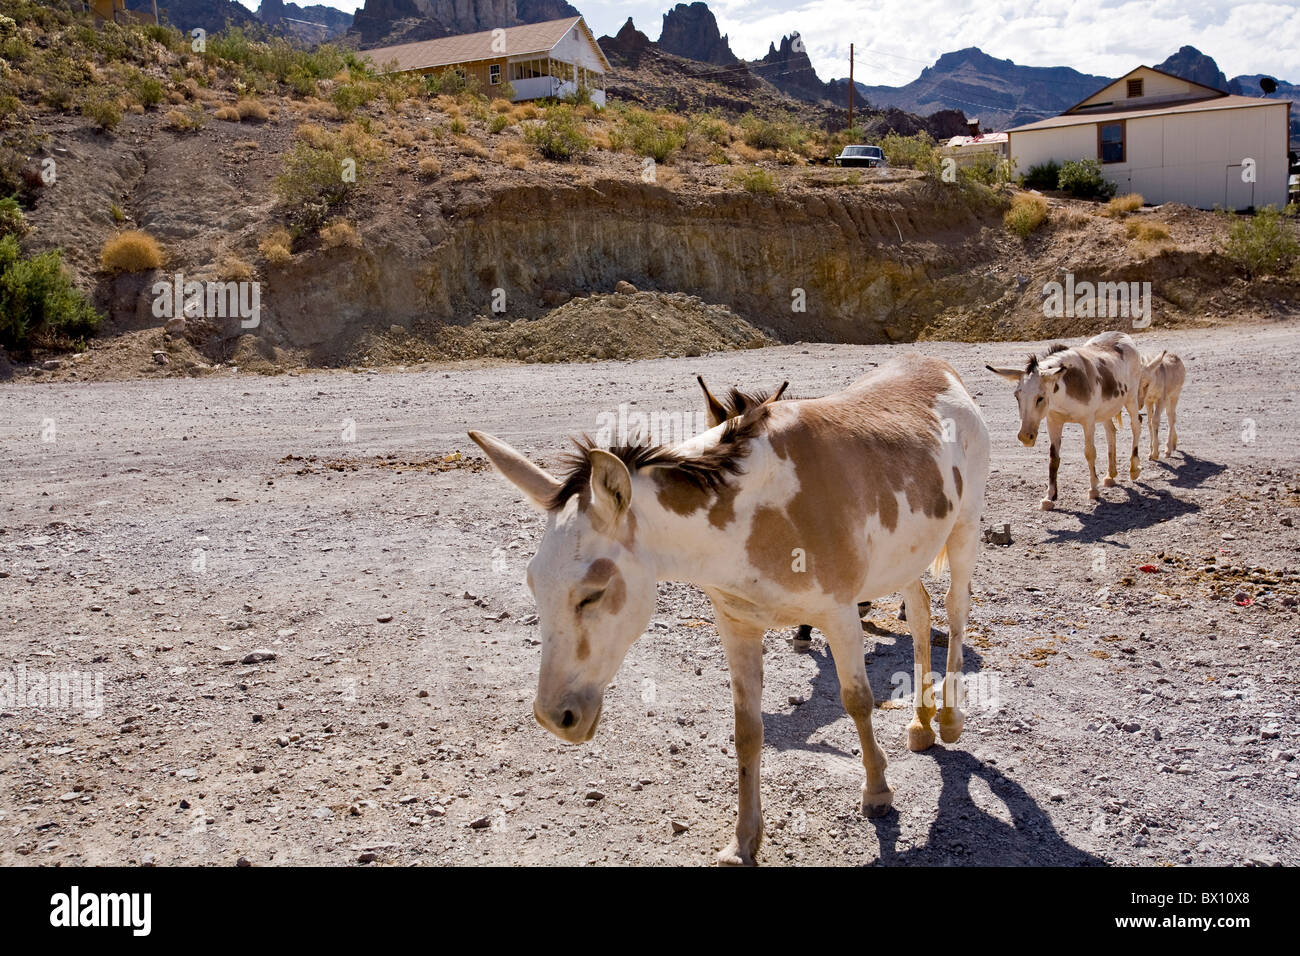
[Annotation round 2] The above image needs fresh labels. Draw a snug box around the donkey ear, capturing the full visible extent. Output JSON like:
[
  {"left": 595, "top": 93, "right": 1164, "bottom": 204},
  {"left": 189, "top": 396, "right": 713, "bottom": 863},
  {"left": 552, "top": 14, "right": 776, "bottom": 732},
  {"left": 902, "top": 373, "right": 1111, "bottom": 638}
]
[
  {"left": 986, "top": 365, "right": 1023, "bottom": 382},
  {"left": 587, "top": 448, "right": 632, "bottom": 527},
  {"left": 697, "top": 375, "right": 729, "bottom": 428},
  {"left": 468, "top": 431, "right": 562, "bottom": 510},
  {"left": 763, "top": 381, "right": 790, "bottom": 406},
  {"left": 1145, "top": 350, "right": 1166, "bottom": 369}
]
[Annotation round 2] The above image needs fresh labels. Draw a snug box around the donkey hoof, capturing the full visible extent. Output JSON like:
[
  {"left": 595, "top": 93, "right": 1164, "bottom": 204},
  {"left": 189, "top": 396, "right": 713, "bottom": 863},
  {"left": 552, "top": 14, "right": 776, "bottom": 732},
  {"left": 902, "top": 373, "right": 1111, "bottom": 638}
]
[
  {"left": 1103, "top": 476, "right": 1116, "bottom": 487},
  {"left": 938, "top": 708, "right": 965, "bottom": 743},
  {"left": 1088, "top": 488, "right": 1101, "bottom": 500},
  {"left": 1039, "top": 498, "right": 1055, "bottom": 511},
  {"left": 715, "top": 839, "right": 758, "bottom": 867},
  {"left": 907, "top": 720, "right": 936, "bottom": 752},
  {"left": 861, "top": 786, "right": 895, "bottom": 818}
]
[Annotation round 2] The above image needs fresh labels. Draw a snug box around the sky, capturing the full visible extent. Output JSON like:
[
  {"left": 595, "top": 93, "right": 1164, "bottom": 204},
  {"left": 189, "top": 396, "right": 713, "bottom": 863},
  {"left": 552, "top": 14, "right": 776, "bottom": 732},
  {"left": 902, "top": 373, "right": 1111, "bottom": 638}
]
[{"left": 240, "top": 0, "right": 1300, "bottom": 86}]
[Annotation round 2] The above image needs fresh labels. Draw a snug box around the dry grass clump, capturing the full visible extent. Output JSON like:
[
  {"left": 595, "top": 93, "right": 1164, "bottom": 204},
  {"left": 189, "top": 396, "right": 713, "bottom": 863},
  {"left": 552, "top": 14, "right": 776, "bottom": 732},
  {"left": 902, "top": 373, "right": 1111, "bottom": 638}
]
[
  {"left": 1126, "top": 220, "right": 1171, "bottom": 242},
  {"left": 218, "top": 257, "right": 255, "bottom": 281},
  {"left": 100, "top": 230, "right": 165, "bottom": 274},
  {"left": 1004, "top": 193, "right": 1049, "bottom": 238},
  {"left": 320, "top": 219, "right": 361, "bottom": 249},
  {"left": 1053, "top": 206, "right": 1093, "bottom": 230},
  {"left": 214, "top": 105, "right": 240, "bottom": 121},
  {"left": 456, "top": 136, "right": 489, "bottom": 158},
  {"left": 417, "top": 155, "right": 442, "bottom": 178},
  {"left": 452, "top": 167, "right": 482, "bottom": 183},
  {"left": 1105, "top": 193, "right": 1144, "bottom": 217},
  {"left": 258, "top": 228, "right": 294, "bottom": 265},
  {"left": 505, "top": 153, "right": 528, "bottom": 170},
  {"left": 236, "top": 98, "right": 270, "bottom": 122}
]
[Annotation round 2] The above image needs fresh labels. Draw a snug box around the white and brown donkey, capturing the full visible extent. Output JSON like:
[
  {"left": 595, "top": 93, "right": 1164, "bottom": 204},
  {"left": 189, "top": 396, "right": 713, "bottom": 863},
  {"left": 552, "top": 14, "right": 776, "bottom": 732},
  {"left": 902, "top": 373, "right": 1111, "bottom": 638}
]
[
  {"left": 470, "top": 354, "right": 990, "bottom": 865},
  {"left": 987, "top": 330, "right": 1143, "bottom": 509}
]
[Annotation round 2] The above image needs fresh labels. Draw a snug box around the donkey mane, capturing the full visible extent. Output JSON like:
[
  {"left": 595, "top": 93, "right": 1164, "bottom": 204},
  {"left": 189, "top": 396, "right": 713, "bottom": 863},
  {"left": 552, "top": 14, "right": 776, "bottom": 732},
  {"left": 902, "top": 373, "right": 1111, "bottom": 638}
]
[
  {"left": 1026, "top": 343, "right": 1071, "bottom": 373},
  {"left": 714, "top": 382, "right": 790, "bottom": 420},
  {"left": 545, "top": 404, "right": 774, "bottom": 512}
]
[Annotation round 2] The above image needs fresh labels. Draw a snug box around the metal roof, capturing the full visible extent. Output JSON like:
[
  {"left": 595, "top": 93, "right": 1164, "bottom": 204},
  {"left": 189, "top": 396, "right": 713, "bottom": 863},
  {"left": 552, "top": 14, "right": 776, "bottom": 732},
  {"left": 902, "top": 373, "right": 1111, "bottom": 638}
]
[
  {"left": 1006, "top": 94, "right": 1284, "bottom": 134},
  {"left": 359, "top": 16, "right": 609, "bottom": 74}
]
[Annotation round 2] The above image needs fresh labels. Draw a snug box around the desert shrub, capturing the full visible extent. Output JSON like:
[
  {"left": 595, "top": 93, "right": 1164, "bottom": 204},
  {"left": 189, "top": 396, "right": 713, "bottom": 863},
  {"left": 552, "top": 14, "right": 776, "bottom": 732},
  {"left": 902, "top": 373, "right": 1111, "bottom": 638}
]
[
  {"left": 730, "top": 166, "right": 778, "bottom": 195},
  {"left": 164, "top": 104, "right": 206, "bottom": 131},
  {"left": 610, "top": 108, "right": 685, "bottom": 163},
  {"left": 331, "top": 80, "right": 379, "bottom": 116},
  {"left": 560, "top": 84, "right": 594, "bottom": 107},
  {"left": 687, "top": 112, "right": 731, "bottom": 148},
  {"left": 214, "top": 106, "right": 240, "bottom": 121},
  {"left": 488, "top": 113, "right": 509, "bottom": 134},
  {"left": 236, "top": 98, "right": 269, "bottom": 121},
  {"left": 506, "top": 153, "right": 527, "bottom": 170},
  {"left": 128, "top": 73, "right": 165, "bottom": 109},
  {"left": 1004, "top": 193, "right": 1049, "bottom": 238},
  {"left": 81, "top": 96, "right": 122, "bottom": 132},
  {"left": 523, "top": 105, "right": 589, "bottom": 161},
  {"left": 0, "top": 234, "right": 101, "bottom": 351},
  {"left": 273, "top": 125, "right": 382, "bottom": 227},
  {"left": 99, "top": 230, "right": 164, "bottom": 274},
  {"left": 422, "top": 68, "right": 479, "bottom": 98},
  {"left": 319, "top": 219, "right": 360, "bottom": 249},
  {"left": 452, "top": 167, "right": 481, "bottom": 183},
  {"left": 1057, "top": 158, "right": 1116, "bottom": 199},
  {"left": 1105, "top": 193, "right": 1144, "bottom": 216},
  {"left": 1020, "top": 161, "right": 1060, "bottom": 191},
  {"left": 0, "top": 195, "right": 25, "bottom": 238},
  {"left": 738, "top": 114, "right": 802, "bottom": 152},
  {"left": 959, "top": 153, "right": 1013, "bottom": 186},
  {"left": 1125, "top": 221, "right": 1170, "bottom": 242},
  {"left": 258, "top": 227, "right": 293, "bottom": 264},
  {"left": 417, "top": 156, "right": 442, "bottom": 178},
  {"left": 1222, "top": 205, "right": 1300, "bottom": 277},
  {"left": 878, "top": 131, "right": 938, "bottom": 172}
]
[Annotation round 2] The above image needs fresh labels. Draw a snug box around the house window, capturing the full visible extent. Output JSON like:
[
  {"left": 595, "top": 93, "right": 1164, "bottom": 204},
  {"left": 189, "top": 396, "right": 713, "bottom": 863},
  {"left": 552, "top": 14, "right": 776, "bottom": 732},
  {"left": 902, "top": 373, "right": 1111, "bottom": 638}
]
[
  {"left": 489, "top": 64, "right": 500, "bottom": 85},
  {"left": 1126, "top": 78, "right": 1143, "bottom": 98},
  {"left": 1099, "top": 121, "right": 1125, "bottom": 163}
]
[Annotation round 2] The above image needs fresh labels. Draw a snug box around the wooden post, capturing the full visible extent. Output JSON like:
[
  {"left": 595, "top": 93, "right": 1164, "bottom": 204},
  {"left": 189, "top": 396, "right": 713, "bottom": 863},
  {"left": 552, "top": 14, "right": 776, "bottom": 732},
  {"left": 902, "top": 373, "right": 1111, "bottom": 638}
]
[{"left": 848, "top": 43, "right": 854, "bottom": 134}]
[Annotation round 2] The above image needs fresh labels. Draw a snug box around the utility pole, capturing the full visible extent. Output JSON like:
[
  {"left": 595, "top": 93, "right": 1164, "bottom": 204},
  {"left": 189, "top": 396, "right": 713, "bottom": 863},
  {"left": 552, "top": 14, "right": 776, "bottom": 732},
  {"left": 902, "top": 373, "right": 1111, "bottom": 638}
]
[{"left": 848, "top": 43, "right": 854, "bottom": 134}]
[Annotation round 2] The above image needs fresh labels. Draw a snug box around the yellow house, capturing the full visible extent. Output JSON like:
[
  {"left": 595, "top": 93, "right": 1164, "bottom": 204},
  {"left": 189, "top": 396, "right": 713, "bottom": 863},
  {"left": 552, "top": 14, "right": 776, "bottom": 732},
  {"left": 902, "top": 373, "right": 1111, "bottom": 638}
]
[
  {"left": 1007, "top": 65, "right": 1290, "bottom": 210},
  {"left": 86, "top": 0, "right": 157, "bottom": 25},
  {"left": 360, "top": 16, "right": 610, "bottom": 107}
]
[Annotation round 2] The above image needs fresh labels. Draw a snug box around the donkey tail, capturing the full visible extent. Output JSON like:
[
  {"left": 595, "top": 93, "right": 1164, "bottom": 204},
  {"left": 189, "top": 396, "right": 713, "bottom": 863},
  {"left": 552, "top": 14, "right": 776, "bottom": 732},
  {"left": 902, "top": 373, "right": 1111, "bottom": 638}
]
[{"left": 929, "top": 544, "right": 949, "bottom": 579}]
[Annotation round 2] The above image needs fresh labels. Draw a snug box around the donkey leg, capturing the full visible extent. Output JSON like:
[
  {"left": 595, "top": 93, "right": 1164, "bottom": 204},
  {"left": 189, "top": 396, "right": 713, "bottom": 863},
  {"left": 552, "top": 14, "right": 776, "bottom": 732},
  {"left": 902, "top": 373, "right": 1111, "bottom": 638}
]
[
  {"left": 1102, "top": 417, "right": 1118, "bottom": 487},
  {"left": 1165, "top": 394, "right": 1179, "bottom": 455},
  {"left": 823, "top": 605, "right": 893, "bottom": 816},
  {"left": 713, "top": 614, "right": 765, "bottom": 866},
  {"left": 938, "top": 521, "right": 978, "bottom": 744},
  {"left": 1041, "top": 418, "right": 1064, "bottom": 511},
  {"left": 899, "top": 579, "right": 935, "bottom": 751},
  {"left": 1083, "top": 419, "right": 1101, "bottom": 500},
  {"left": 1128, "top": 398, "right": 1143, "bottom": 479},
  {"left": 1148, "top": 401, "right": 1162, "bottom": 460}
]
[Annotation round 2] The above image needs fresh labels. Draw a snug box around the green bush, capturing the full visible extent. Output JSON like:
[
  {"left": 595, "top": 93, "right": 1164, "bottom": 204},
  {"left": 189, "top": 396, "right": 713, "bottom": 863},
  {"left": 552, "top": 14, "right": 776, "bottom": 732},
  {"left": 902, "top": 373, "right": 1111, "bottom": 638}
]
[
  {"left": 730, "top": 166, "right": 778, "bottom": 195},
  {"left": 878, "top": 131, "right": 939, "bottom": 173},
  {"left": 0, "top": 195, "right": 25, "bottom": 238},
  {"left": 1222, "top": 205, "right": 1300, "bottom": 277},
  {"left": 1021, "top": 161, "right": 1060, "bottom": 190},
  {"left": 129, "top": 72, "right": 165, "bottom": 109},
  {"left": 739, "top": 114, "right": 802, "bottom": 152},
  {"left": 422, "top": 67, "right": 479, "bottom": 97},
  {"left": 1057, "top": 158, "right": 1116, "bottom": 199},
  {"left": 610, "top": 108, "right": 685, "bottom": 163},
  {"left": 1004, "top": 193, "right": 1049, "bottom": 238},
  {"left": 488, "top": 113, "right": 509, "bottom": 134},
  {"left": 0, "top": 234, "right": 101, "bottom": 352},
  {"left": 274, "top": 141, "right": 357, "bottom": 228},
  {"left": 81, "top": 96, "right": 122, "bottom": 131},
  {"left": 523, "top": 105, "right": 589, "bottom": 161}
]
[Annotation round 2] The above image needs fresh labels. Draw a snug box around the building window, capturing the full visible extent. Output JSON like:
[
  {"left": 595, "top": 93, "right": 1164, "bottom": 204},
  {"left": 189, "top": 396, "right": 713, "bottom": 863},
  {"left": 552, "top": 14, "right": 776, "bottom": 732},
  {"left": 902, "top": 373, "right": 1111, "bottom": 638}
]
[
  {"left": 1126, "top": 78, "right": 1143, "bottom": 98},
  {"left": 489, "top": 64, "right": 500, "bottom": 85},
  {"left": 1099, "top": 121, "right": 1125, "bottom": 163}
]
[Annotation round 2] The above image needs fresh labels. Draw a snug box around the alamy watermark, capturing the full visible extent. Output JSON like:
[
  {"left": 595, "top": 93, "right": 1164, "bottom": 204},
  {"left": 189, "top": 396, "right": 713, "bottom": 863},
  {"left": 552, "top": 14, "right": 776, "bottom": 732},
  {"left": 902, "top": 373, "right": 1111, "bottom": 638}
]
[
  {"left": 1, "top": 664, "right": 104, "bottom": 718},
  {"left": 1043, "top": 273, "right": 1151, "bottom": 328},
  {"left": 594, "top": 404, "right": 710, "bottom": 447},
  {"left": 152, "top": 273, "right": 261, "bottom": 329}
]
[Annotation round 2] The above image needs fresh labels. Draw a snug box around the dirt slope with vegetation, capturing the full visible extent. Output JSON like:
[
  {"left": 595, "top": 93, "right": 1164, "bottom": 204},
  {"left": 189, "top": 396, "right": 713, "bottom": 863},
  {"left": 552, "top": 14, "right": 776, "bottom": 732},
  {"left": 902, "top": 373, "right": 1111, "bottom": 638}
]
[{"left": 0, "top": 0, "right": 1298, "bottom": 379}]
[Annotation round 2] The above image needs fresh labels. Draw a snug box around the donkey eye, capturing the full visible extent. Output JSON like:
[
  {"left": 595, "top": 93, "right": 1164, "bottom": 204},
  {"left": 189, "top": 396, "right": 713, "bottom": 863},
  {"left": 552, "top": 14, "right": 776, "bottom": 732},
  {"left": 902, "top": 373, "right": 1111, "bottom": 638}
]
[
  {"left": 577, "top": 590, "right": 604, "bottom": 611},
  {"left": 1036, "top": 396, "right": 1044, "bottom": 405}
]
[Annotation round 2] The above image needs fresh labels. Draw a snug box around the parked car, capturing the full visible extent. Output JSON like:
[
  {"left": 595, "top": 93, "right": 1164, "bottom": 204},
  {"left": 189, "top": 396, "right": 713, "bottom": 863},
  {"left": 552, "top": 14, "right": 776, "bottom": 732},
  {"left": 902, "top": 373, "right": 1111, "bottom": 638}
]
[{"left": 835, "top": 145, "right": 886, "bottom": 168}]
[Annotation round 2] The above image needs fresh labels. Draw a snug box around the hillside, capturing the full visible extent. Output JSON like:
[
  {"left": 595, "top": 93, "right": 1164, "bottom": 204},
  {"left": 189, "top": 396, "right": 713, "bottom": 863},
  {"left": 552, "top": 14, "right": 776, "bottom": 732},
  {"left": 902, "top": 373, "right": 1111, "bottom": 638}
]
[{"left": 0, "top": 0, "right": 1296, "bottom": 381}]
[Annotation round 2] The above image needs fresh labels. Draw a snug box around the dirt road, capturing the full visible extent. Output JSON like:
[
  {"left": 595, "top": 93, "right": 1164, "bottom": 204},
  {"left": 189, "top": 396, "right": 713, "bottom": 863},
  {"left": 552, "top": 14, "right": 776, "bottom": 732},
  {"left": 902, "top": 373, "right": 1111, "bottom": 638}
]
[{"left": 1, "top": 322, "right": 1297, "bottom": 866}]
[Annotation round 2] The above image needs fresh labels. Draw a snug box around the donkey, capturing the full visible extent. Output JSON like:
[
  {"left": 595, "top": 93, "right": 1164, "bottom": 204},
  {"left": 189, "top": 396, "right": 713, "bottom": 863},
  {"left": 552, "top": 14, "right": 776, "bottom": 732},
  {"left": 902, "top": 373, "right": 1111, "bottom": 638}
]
[
  {"left": 1136, "top": 351, "right": 1186, "bottom": 459},
  {"left": 470, "top": 354, "right": 990, "bottom": 865},
  {"left": 986, "top": 331, "right": 1142, "bottom": 510}
]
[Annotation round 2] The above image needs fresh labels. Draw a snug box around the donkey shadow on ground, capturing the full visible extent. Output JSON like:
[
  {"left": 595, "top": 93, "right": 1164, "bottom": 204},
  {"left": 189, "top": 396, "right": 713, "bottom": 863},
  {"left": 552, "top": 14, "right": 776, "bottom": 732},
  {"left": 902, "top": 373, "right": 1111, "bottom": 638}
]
[
  {"left": 865, "top": 748, "right": 1104, "bottom": 865},
  {"left": 1042, "top": 452, "right": 1225, "bottom": 546},
  {"left": 763, "top": 620, "right": 986, "bottom": 758}
]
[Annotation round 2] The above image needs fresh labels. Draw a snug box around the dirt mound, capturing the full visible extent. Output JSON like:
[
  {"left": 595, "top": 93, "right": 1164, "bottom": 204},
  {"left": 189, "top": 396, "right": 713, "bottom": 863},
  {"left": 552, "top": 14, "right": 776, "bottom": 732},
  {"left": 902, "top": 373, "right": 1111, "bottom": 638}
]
[{"left": 355, "top": 291, "right": 776, "bottom": 365}]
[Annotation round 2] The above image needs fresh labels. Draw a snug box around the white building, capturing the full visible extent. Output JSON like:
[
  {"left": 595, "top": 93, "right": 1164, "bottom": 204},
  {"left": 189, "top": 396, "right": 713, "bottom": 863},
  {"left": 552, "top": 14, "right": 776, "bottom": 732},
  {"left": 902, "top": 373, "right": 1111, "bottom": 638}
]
[
  {"left": 361, "top": 16, "right": 610, "bottom": 107},
  {"left": 1006, "top": 66, "right": 1291, "bottom": 210}
]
